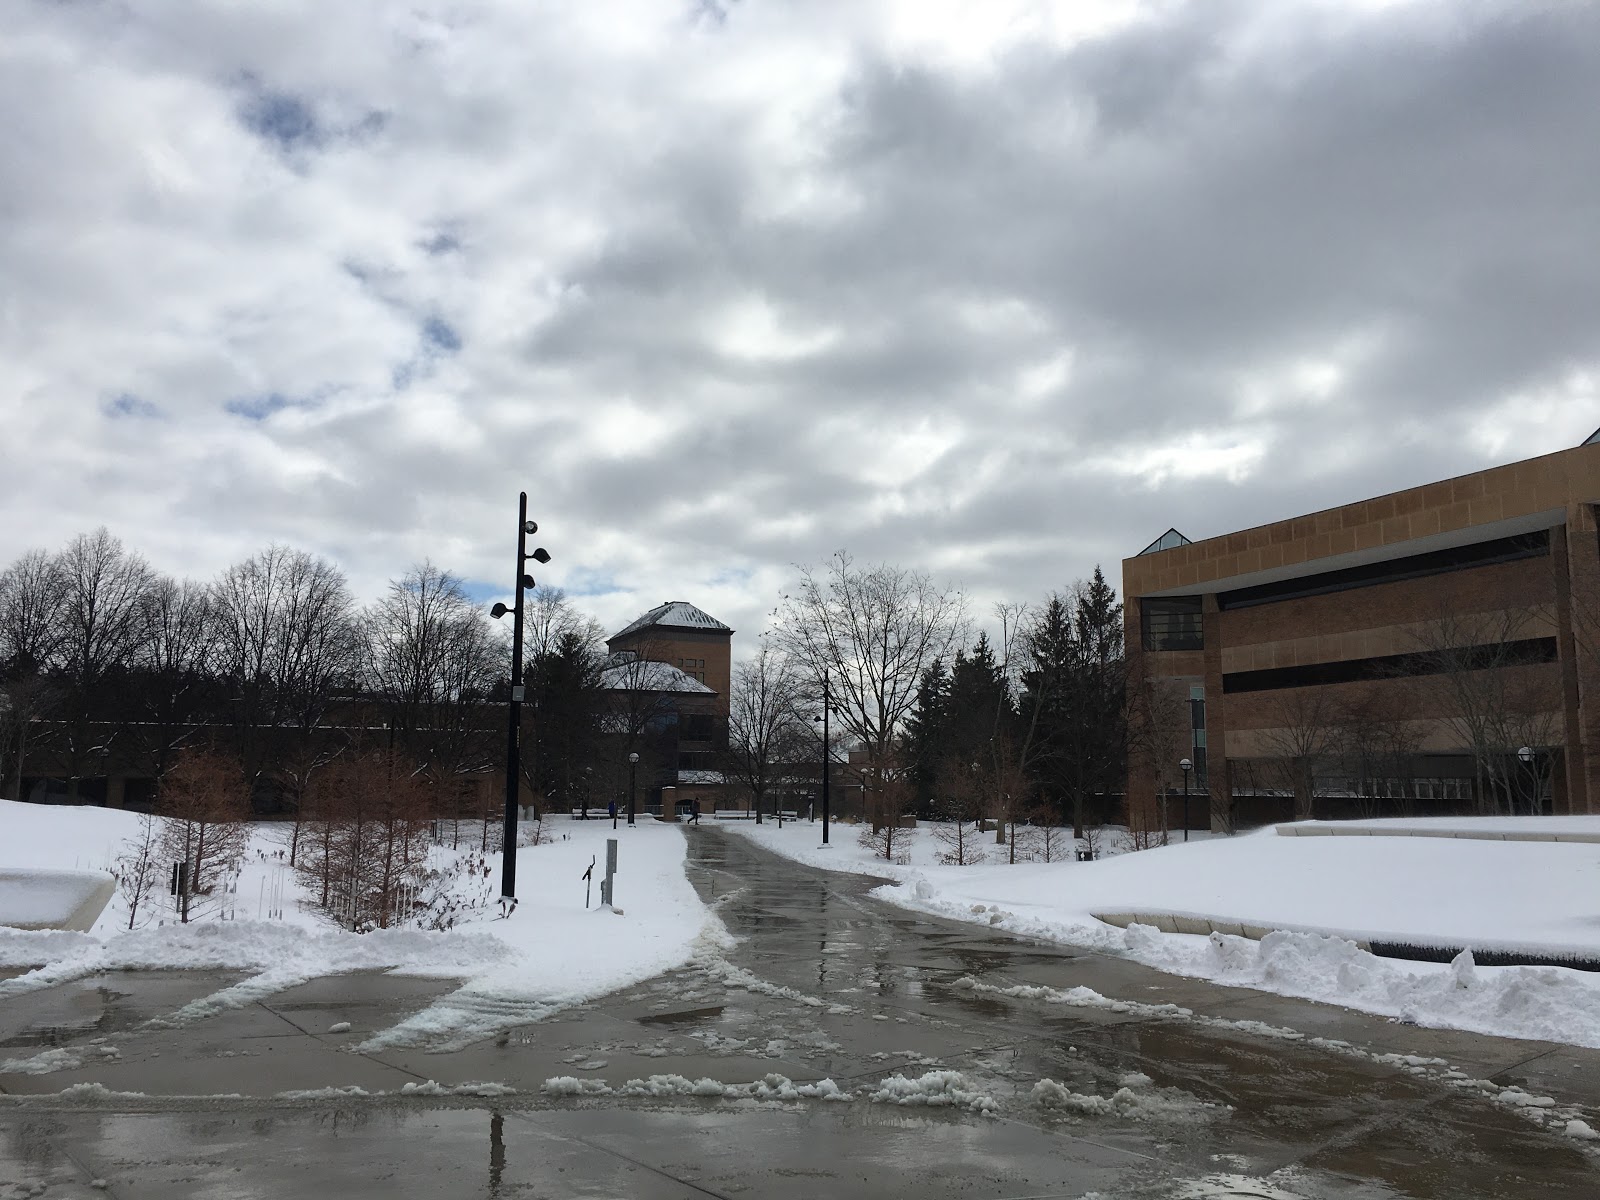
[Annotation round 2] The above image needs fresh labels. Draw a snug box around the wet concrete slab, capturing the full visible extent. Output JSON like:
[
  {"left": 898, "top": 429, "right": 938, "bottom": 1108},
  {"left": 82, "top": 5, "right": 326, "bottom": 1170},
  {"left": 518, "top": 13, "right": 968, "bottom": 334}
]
[{"left": 1, "top": 829, "right": 1597, "bottom": 1198}]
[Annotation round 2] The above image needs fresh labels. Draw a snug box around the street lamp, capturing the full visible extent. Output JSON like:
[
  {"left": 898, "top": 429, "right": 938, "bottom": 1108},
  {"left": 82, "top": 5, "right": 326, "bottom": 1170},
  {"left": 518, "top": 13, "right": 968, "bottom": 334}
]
[
  {"left": 488, "top": 491, "right": 551, "bottom": 902},
  {"left": 812, "top": 671, "right": 832, "bottom": 845},
  {"left": 1518, "top": 745, "right": 1534, "bottom": 816},
  {"left": 628, "top": 752, "right": 639, "bottom": 827},
  {"left": 1179, "top": 757, "right": 1193, "bottom": 843}
]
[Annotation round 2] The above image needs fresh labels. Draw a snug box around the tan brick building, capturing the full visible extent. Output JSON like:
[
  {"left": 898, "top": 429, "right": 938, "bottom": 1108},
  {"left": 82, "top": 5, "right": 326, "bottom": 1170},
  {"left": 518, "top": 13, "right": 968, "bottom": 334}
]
[{"left": 1124, "top": 435, "right": 1600, "bottom": 829}]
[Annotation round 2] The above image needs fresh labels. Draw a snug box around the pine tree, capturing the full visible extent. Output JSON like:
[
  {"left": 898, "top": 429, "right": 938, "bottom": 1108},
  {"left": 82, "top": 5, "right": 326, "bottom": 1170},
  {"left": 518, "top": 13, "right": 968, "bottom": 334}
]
[{"left": 903, "top": 658, "right": 951, "bottom": 816}]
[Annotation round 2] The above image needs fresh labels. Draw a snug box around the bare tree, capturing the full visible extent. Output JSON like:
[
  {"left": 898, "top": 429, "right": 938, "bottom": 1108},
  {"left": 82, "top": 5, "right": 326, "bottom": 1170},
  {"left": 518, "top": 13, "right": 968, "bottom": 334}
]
[
  {"left": 772, "top": 553, "right": 966, "bottom": 827},
  {"left": 0, "top": 548, "right": 66, "bottom": 673},
  {"left": 857, "top": 770, "right": 918, "bottom": 863},
  {"left": 53, "top": 528, "right": 157, "bottom": 685},
  {"left": 1413, "top": 605, "right": 1562, "bottom": 815},
  {"left": 724, "top": 645, "right": 808, "bottom": 822},
  {"left": 130, "top": 576, "right": 218, "bottom": 783},
  {"left": 298, "top": 750, "right": 433, "bottom": 931},
  {"left": 1256, "top": 688, "right": 1343, "bottom": 822},
  {"left": 115, "top": 813, "right": 163, "bottom": 930},
  {"left": 0, "top": 673, "right": 58, "bottom": 802},
  {"left": 159, "top": 748, "right": 251, "bottom": 923},
  {"left": 212, "top": 545, "right": 362, "bottom": 801}
]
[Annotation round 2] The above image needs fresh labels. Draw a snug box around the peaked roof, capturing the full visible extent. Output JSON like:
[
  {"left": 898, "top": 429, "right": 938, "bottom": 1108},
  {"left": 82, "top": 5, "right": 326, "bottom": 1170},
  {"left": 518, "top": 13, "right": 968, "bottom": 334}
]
[
  {"left": 1136, "top": 528, "right": 1192, "bottom": 556},
  {"left": 1585, "top": 426, "right": 1600, "bottom": 446},
  {"left": 599, "top": 657, "right": 716, "bottom": 695},
  {"left": 610, "top": 600, "right": 732, "bottom": 641}
]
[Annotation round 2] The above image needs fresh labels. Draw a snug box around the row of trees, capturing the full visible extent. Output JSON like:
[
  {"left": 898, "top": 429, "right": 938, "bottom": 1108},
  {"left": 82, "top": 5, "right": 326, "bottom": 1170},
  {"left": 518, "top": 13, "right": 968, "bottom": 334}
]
[
  {"left": 114, "top": 746, "right": 504, "bottom": 931},
  {"left": 0, "top": 527, "right": 644, "bottom": 818},
  {"left": 724, "top": 554, "right": 1135, "bottom": 855}
]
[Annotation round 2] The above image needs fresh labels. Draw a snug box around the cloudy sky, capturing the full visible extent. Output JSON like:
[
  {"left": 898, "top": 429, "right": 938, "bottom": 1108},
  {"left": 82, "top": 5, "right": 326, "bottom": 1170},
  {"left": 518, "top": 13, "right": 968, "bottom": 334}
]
[{"left": 3, "top": 0, "right": 1597, "bottom": 648}]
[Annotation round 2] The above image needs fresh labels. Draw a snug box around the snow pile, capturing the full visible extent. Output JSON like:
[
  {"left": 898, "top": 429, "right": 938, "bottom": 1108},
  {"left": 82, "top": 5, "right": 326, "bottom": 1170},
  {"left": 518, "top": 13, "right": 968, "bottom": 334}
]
[
  {"left": 399, "top": 1080, "right": 516, "bottom": 1098},
  {"left": 867, "top": 1069, "right": 998, "bottom": 1115},
  {"left": 0, "top": 806, "right": 717, "bottom": 1053},
  {"left": 1030, "top": 1074, "right": 1225, "bottom": 1121},
  {"left": 540, "top": 1072, "right": 848, "bottom": 1102},
  {"left": 0, "top": 869, "right": 115, "bottom": 931},
  {"left": 725, "top": 818, "right": 1600, "bottom": 1049}
]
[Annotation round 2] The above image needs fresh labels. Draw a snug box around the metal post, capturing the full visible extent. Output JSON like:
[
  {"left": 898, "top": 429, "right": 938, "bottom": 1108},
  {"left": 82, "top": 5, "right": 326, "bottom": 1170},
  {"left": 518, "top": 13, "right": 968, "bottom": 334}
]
[
  {"left": 821, "top": 670, "right": 831, "bottom": 845},
  {"left": 627, "top": 752, "right": 638, "bottom": 827},
  {"left": 1180, "top": 758, "right": 1192, "bottom": 843},
  {"left": 501, "top": 492, "right": 530, "bottom": 900}
]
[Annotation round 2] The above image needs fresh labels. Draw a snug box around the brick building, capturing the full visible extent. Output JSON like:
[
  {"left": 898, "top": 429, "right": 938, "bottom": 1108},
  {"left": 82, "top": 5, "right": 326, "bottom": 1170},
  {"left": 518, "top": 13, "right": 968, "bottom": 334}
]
[
  {"left": 603, "top": 601, "right": 734, "bottom": 814},
  {"left": 1124, "top": 435, "right": 1600, "bottom": 830}
]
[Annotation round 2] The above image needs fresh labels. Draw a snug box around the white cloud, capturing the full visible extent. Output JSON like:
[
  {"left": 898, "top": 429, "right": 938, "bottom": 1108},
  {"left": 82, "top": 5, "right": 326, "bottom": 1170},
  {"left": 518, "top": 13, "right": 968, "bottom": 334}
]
[{"left": 3, "top": 0, "right": 1598, "bottom": 651}]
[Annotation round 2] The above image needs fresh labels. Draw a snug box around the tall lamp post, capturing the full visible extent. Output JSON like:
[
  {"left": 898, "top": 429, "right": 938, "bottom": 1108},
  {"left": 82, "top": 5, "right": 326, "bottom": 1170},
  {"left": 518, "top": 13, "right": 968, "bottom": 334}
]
[
  {"left": 1179, "top": 757, "right": 1193, "bottom": 843},
  {"left": 1518, "top": 745, "right": 1534, "bottom": 816},
  {"left": 627, "top": 752, "right": 639, "bottom": 827},
  {"left": 488, "top": 491, "right": 551, "bottom": 902},
  {"left": 813, "top": 671, "right": 832, "bottom": 845}
]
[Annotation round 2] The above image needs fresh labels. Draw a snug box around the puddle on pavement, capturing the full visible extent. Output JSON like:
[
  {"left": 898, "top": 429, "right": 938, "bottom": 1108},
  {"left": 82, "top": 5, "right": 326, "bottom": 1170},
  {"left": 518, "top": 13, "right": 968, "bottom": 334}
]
[{"left": 637, "top": 1005, "right": 726, "bottom": 1025}]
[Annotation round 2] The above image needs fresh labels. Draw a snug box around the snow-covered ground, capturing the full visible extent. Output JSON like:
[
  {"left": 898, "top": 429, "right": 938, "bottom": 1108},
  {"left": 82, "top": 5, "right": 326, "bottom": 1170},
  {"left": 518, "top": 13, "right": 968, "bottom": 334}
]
[
  {"left": 721, "top": 817, "right": 1600, "bottom": 1049},
  {"left": 0, "top": 801, "right": 718, "bottom": 1050}
]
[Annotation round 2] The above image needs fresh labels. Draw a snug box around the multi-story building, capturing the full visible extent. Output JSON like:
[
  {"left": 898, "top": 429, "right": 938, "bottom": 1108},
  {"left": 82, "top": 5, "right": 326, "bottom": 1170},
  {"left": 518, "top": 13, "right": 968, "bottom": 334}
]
[
  {"left": 1124, "top": 434, "right": 1600, "bottom": 829},
  {"left": 603, "top": 601, "right": 734, "bottom": 813}
]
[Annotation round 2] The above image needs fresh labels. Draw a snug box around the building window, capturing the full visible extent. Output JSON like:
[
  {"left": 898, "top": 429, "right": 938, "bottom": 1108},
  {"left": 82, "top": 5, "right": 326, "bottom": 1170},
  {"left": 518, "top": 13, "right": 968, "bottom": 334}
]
[
  {"left": 1142, "top": 596, "right": 1203, "bottom": 651},
  {"left": 1218, "top": 531, "right": 1549, "bottom": 611}
]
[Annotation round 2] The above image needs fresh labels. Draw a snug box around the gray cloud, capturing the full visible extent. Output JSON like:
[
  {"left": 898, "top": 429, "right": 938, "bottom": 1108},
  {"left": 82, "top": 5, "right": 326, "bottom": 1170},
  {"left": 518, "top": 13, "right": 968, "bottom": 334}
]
[{"left": 2, "top": 0, "right": 1597, "bottom": 646}]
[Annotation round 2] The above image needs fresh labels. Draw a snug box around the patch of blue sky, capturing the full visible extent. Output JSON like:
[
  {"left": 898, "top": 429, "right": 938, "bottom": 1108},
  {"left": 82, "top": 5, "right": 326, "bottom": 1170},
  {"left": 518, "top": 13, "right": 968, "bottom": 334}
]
[
  {"left": 419, "top": 231, "right": 461, "bottom": 256},
  {"left": 560, "top": 570, "right": 622, "bottom": 599},
  {"left": 458, "top": 578, "right": 503, "bottom": 607},
  {"left": 422, "top": 316, "right": 462, "bottom": 354},
  {"left": 225, "top": 392, "right": 294, "bottom": 421},
  {"left": 393, "top": 316, "right": 463, "bottom": 389},
  {"left": 104, "top": 393, "right": 161, "bottom": 419},
  {"left": 239, "top": 89, "right": 322, "bottom": 153}
]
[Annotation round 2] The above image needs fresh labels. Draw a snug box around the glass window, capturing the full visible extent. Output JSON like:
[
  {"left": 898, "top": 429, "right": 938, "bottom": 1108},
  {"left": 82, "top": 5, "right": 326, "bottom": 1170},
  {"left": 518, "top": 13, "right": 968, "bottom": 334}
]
[{"left": 1142, "top": 597, "right": 1203, "bottom": 651}]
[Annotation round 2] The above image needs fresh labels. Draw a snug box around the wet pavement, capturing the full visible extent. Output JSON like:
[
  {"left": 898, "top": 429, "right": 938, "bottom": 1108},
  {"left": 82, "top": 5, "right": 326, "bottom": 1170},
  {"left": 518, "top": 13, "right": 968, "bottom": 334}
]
[{"left": 1, "top": 827, "right": 1596, "bottom": 1198}]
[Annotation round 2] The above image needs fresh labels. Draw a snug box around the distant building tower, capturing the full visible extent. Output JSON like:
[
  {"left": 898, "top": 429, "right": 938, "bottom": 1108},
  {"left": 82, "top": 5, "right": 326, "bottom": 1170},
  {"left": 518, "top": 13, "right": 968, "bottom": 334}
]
[{"left": 607, "top": 601, "right": 734, "bottom": 718}]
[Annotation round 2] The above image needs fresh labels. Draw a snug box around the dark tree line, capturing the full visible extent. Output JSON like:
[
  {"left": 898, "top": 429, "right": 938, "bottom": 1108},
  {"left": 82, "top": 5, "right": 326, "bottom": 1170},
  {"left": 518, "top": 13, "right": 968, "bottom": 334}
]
[
  {"left": 0, "top": 528, "right": 621, "bottom": 819},
  {"left": 900, "top": 568, "right": 1126, "bottom": 838}
]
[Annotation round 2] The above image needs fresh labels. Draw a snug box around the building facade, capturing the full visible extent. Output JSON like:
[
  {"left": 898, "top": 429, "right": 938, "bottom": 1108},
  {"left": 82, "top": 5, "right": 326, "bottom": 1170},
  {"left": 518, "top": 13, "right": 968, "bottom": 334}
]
[
  {"left": 604, "top": 601, "right": 735, "bottom": 813},
  {"left": 1124, "top": 437, "right": 1600, "bottom": 829}
]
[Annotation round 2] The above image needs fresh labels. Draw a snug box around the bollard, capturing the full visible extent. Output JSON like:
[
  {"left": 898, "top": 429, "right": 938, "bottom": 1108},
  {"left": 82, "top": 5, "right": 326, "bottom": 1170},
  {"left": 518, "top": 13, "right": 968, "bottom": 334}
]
[{"left": 603, "top": 838, "right": 618, "bottom": 908}]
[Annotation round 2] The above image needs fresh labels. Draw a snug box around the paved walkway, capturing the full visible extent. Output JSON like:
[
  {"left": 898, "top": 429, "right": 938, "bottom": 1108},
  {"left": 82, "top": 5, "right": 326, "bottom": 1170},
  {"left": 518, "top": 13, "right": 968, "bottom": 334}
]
[{"left": 0, "top": 828, "right": 1595, "bottom": 1198}]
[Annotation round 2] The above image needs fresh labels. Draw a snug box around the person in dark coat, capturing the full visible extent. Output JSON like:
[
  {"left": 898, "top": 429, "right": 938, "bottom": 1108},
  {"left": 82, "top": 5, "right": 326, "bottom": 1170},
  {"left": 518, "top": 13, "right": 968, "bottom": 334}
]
[{"left": 689, "top": 799, "right": 701, "bottom": 824}]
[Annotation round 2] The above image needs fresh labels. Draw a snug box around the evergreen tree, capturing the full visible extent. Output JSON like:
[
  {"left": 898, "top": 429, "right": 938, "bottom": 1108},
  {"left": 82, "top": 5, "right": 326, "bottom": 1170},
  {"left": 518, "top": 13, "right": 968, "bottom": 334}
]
[
  {"left": 903, "top": 657, "right": 951, "bottom": 816},
  {"left": 1022, "top": 568, "right": 1126, "bottom": 837}
]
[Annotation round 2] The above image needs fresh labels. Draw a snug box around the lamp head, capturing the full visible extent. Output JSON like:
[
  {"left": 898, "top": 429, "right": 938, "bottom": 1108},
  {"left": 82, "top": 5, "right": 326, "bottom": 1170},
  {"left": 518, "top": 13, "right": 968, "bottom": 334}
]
[
  {"left": 521, "top": 573, "right": 536, "bottom": 590},
  {"left": 490, "top": 602, "right": 510, "bottom": 619},
  {"left": 529, "top": 547, "right": 551, "bottom": 564},
  {"left": 1518, "top": 745, "right": 1534, "bottom": 763},
  {"left": 1179, "top": 757, "right": 1193, "bottom": 772},
  {"left": 628, "top": 752, "right": 639, "bottom": 764},
  {"left": 523, "top": 520, "right": 538, "bottom": 535}
]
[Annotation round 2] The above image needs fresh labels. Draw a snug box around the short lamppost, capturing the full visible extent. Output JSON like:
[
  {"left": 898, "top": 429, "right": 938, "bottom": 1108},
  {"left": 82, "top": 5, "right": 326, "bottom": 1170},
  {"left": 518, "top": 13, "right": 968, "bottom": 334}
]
[
  {"left": 628, "top": 752, "right": 639, "bottom": 827},
  {"left": 1179, "top": 757, "right": 1193, "bottom": 843},
  {"left": 488, "top": 491, "right": 551, "bottom": 902},
  {"left": 1518, "top": 745, "right": 1535, "bottom": 816}
]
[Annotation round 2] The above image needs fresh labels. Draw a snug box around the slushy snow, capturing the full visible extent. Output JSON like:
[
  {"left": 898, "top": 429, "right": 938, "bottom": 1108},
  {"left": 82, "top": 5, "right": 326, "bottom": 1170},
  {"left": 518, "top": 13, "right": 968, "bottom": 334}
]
[{"left": 724, "top": 817, "right": 1600, "bottom": 1050}]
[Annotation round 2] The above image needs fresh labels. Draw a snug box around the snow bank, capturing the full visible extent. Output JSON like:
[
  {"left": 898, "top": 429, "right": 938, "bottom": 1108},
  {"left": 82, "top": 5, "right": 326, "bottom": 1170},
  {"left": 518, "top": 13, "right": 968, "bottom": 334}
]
[
  {"left": 0, "top": 869, "right": 115, "bottom": 931},
  {"left": 0, "top": 805, "right": 716, "bottom": 1053},
  {"left": 724, "top": 818, "right": 1600, "bottom": 1049}
]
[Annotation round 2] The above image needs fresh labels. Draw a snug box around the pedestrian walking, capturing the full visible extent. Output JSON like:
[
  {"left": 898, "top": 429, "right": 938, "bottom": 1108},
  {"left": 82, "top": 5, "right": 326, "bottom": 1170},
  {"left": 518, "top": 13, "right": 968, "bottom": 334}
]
[{"left": 689, "top": 799, "right": 701, "bottom": 825}]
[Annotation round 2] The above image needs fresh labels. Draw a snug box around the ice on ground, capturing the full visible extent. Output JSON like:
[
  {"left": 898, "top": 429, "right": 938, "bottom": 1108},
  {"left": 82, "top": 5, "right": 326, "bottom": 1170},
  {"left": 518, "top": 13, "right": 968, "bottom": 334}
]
[
  {"left": 541, "top": 1072, "right": 848, "bottom": 1102},
  {"left": 724, "top": 817, "right": 1600, "bottom": 1050},
  {"left": 1030, "top": 1077, "right": 1225, "bottom": 1121},
  {"left": 868, "top": 1070, "right": 998, "bottom": 1114}
]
